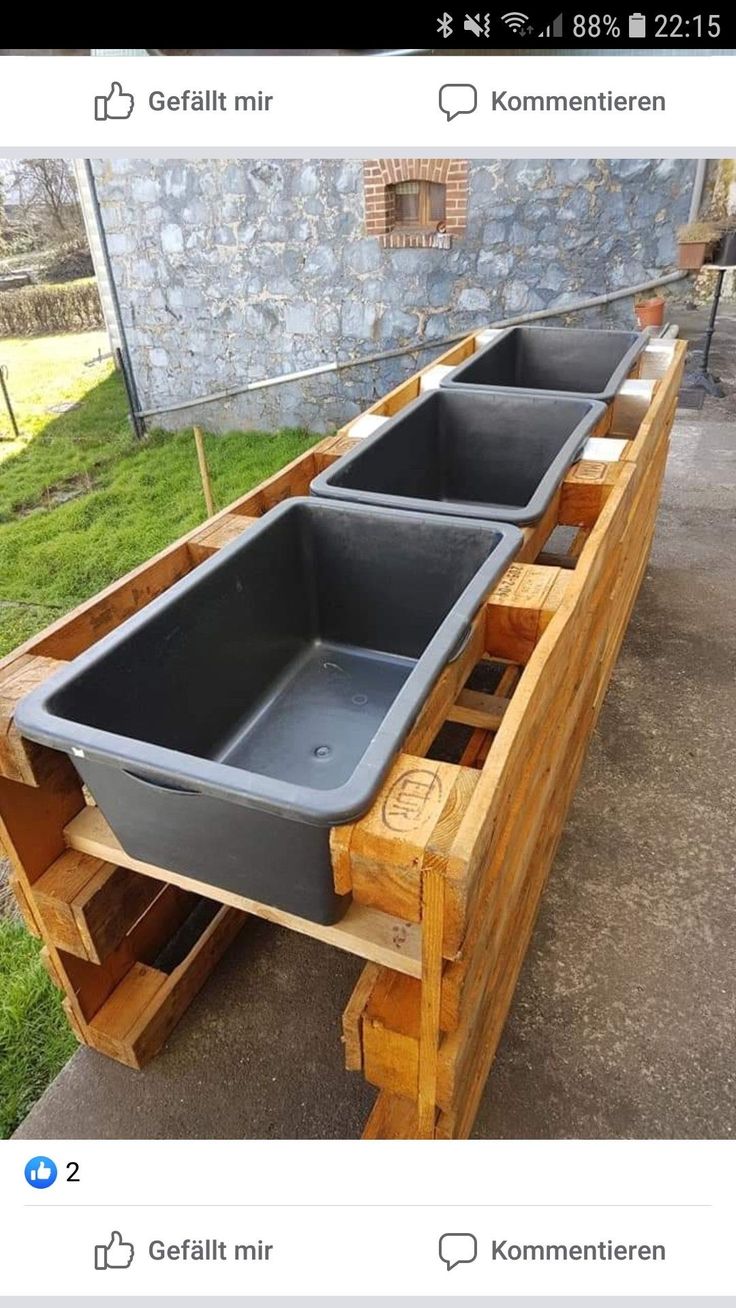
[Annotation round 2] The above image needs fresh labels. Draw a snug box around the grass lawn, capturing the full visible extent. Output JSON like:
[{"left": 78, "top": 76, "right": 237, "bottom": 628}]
[
  {"left": 0, "top": 330, "right": 321, "bottom": 1136},
  {"left": 0, "top": 922, "right": 77, "bottom": 1139}
]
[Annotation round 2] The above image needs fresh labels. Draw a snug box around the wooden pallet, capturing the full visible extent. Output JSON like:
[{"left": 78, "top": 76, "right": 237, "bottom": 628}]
[{"left": 0, "top": 333, "right": 686, "bottom": 1133}]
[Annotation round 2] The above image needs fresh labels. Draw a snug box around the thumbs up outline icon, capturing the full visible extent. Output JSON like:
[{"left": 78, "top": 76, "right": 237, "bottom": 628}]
[
  {"left": 94, "top": 83, "right": 135, "bottom": 121},
  {"left": 94, "top": 1231, "right": 135, "bottom": 1270}
]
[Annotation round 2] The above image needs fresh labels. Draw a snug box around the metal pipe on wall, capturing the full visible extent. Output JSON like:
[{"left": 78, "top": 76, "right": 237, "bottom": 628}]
[{"left": 135, "top": 268, "right": 690, "bottom": 421}]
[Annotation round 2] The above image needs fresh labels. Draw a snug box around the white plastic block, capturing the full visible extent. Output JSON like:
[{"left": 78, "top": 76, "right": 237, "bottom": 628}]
[
  {"left": 347, "top": 413, "right": 390, "bottom": 441},
  {"left": 474, "top": 328, "right": 503, "bottom": 348},
  {"left": 420, "top": 364, "right": 455, "bottom": 391},
  {"left": 580, "top": 436, "right": 628, "bottom": 463}
]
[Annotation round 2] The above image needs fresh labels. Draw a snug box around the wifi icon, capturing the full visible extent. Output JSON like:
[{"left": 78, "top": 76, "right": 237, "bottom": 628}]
[{"left": 501, "top": 10, "right": 530, "bottom": 31}]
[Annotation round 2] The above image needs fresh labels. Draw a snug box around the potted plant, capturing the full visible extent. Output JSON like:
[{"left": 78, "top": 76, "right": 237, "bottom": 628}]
[
  {"left": 635, "top": 295, "right": 665, "bottom": 329},
  {"left": 676, "top": 221, "right": 718, "bottom": 270}
]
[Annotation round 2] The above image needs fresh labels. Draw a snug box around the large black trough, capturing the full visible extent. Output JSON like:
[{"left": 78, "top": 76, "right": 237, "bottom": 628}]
[
  {"left": 16, "top": 499, "right": 521, "bottom": 925},
  {"left": 440, "top": 325, "right": 648, "bottom": 403},
  {"left": 310, "top": 388, "right": 606, "bottom": 527}
]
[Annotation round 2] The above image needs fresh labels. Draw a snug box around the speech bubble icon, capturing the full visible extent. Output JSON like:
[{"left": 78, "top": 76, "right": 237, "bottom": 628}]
[
  {"left": 439, "top": 1232, "right": 478, "bottom": 1270},
  {"left": 439, "top": 83, "right": 478, "bottom": 121}
]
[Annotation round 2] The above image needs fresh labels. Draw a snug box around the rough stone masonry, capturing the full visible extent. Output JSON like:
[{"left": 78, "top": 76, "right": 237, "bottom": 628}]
[{"left": 91, "top": 158, "right": 698, "bottom": 433}]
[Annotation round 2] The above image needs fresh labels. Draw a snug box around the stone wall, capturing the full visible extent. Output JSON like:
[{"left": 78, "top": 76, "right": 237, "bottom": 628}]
[{"left": 92, "top": 158, "right": 699, "bottom": 433}]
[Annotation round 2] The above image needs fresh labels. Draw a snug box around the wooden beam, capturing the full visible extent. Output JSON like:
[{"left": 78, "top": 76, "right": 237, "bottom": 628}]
[
  {"left": 86, "top": 906, "right": 245, "bottom": 1068},
  {"left": 187, "top": 513, "right": 259, "bottom": 565},
  {"left": 329, "top": 755, "right": 478, "bottom": 929},
  {"left": 447, "top": 689, "right": 509, "bottom": 732},
  {"left": 342, "top": 962, "right": 381, "bottom": 1071},
  {"left": 0, "top": 655, "right": 69, "bottom": 785},
  {"left": 558, "top": 460, "right": 623, "bottom": 528},
  {"left": 64, "top": 804, "right": 423, "bottom": 978},
  {"left": 32, "top": 850, "right": 163, "bottom": 963},
  {"left": 485, "top": 563, "right": 569, "bottom": 663}
]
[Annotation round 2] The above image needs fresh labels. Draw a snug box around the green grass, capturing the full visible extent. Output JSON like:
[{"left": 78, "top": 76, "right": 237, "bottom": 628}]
[
  {"left": 0, "top": 331, "right": 130, "bottom": 521},
  {"left": 0, "top": 422, "right": 319, "bottom": 649},
  {"left": 0, "top": 335, "right": 319, "bottom": 656},
  {"left": 0, "top": 330, "right": 322, "bottom": 1134},
  {"left": 0, "top": 923, "right": 77, "bottom": 1138}
]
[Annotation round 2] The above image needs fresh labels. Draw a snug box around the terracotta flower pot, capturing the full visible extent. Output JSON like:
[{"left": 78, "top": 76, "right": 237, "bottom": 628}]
[
  {"left": 677, "top": 240, "right": 709, "bottom": 270},
  {"left": 635, "top": 297, "right": 665, "bottom": 329}
]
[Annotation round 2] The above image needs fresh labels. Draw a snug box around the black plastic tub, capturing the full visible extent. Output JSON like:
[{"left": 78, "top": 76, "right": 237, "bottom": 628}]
[
  {"left": 310, "top": 389, "right": 606, "bottom": 527},
  {"left": 440, "top": 325, "right": 648, "bottom": 403},
  {"left": 16, "top": 499, "right": 521, "bottom": 925}
]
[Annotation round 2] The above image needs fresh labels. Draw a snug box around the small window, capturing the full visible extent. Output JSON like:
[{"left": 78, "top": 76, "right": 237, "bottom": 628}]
[{"left": 391, "top": 180, "right": 446, "bottom": 230}]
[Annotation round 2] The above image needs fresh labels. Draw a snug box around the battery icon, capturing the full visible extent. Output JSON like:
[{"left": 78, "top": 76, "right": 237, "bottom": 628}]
[{"left": 628, "top": 12, "right": 647, "bottom": 36}]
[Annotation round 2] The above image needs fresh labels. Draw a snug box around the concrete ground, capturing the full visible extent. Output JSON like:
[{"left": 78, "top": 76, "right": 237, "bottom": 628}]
[{"left": 14, "top": 313, "right": 736, "bottom": 1140}]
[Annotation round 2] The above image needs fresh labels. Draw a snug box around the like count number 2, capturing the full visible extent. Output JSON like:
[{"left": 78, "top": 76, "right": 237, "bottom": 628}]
[{"left": 24, "top": 1156, "right": 79, "bottom": 1189}]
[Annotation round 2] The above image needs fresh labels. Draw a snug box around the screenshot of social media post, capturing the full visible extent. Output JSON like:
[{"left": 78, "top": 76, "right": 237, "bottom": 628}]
[{"left": 0, "top": 35, "right": 734, "bottom": 1303}]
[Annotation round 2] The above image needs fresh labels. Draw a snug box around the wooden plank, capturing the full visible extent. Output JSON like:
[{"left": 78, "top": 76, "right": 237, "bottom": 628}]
[
  {"left": 417, "top": 865, "right": 445, "bottom": 1138},
  {"left": 187, "top": 513, "right": 259, "bottom": 564},
  {"left": 89, "top": 906, "right": 245, "bottom": 1068},
  {"left": 0, "top": 655, "right": 70, "bottom": 785},
  {"left": 73, "top": 864, "right": 163, "bottom": 964},
  {"left": 459, "top": 728, "right": 490, "bottom": 767},
  {"left": 62, "top": 997, "right": 86, "bottom": 1043},
  {"left": 7, "top": 872, "right": 41, "bottom": 936},
  {"left": 126, "top": 884, "right": 199, "bottom": 964},
  {"left": 64, "top": 804, "right": 423, "bottom": 978},
  {"left": 32, "top": 851, "right": 111, "bottom": 958},
  {"left": 312, "top": 434, "right": 360, "bottom": 472},
  {"left": 330, "top": 755, "right": 478, "bottom": 929},
  {"left": 354, "top": 428, "right": 676, "bottom": 1121},
  {"left": 447, "top": 689, "right": 509, "bottom": 732},
  {"left": 40, "top": 945, "right": 62, "bottom": 988},
  {"left": 558, "top": 460, "right": 623, "bottom": 528},
  {"left": 31, "top": 850, "right": 164, "bottom": 964},
  {"left": 85, "top": 963, "right": 169, "bottom": 1062},
  {"left": 485, "top": 563, "right": 569, "bottom": 663},
  {"left": 0, "top": 771, "right": 85, "bottom": 887},
  {"left": 362, "top": 1091, "right": 419, "bottom": 1140},
  {"left": 436, "top": 358, "right": 680, "bottom": 1134},
  {"left": 342, "top": 962, "right": 381, "bottom": 1071},
  {"left": 51, "top": 882, "right": 196, "bottom": 1024},
  {"left": 415, "top": 763, "right": 479, "bottom": 1136}
]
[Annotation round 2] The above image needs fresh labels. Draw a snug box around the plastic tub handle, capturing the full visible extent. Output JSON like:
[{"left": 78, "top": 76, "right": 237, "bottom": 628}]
[
  {"left": 122, "top": 769, "right": 201, "bottom": 797},
  {"left": 447, "top": 622, "right": 474, "bottom": 664},
  {"left": 572, "top": 435, "right": 592, "bottom": 464}
]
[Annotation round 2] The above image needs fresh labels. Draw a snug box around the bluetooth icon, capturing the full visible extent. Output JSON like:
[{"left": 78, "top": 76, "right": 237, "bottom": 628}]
[{"left": 437, "top": 11, "right": 454, "bottom": 36}]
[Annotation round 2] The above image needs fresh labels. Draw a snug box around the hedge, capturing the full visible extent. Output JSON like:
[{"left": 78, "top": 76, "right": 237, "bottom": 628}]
[{"left": 0, "top": 279, "right": 104, "bottom": 338}]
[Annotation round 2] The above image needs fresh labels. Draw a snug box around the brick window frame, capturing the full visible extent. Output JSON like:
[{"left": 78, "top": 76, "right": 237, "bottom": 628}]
[{"left": 363, "top": 159, "right": 469, "bottom": 249}]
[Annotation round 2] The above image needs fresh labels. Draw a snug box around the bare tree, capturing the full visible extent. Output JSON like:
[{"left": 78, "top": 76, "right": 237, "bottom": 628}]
[{"left": 11, "top": 160, "right": 80, "bottom": 232}]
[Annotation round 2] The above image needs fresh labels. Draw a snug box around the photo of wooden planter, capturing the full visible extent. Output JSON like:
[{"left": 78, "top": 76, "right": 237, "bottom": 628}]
[{"left": 0, "top": 329, "right": 686, "bottom": 1139}]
